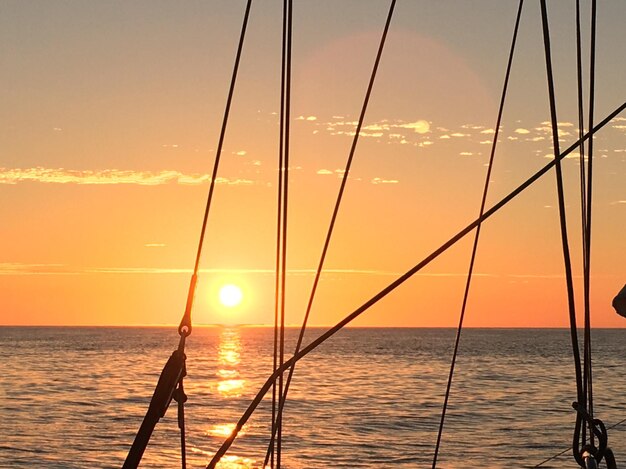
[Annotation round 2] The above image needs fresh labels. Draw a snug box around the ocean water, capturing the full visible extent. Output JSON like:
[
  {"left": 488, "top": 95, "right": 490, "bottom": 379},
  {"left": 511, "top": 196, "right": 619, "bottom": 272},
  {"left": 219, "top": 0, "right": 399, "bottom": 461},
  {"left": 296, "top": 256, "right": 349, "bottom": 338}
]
[{"left": 1, "top": 327, "right": 625, "bottom": 468}]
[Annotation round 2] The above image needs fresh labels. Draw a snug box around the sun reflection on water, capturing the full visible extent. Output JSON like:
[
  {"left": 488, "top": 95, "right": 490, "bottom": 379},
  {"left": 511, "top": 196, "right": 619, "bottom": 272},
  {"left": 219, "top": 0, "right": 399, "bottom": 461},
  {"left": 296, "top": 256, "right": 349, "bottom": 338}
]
[
  {"left": 204, "top": 328, "right": 257, "bottom": 469},
  {"left": 215, "top": 455, "right": 256, "bottom": 469},
  {"left": 216, "top": 327, "right": 246, "bottom": 398}
]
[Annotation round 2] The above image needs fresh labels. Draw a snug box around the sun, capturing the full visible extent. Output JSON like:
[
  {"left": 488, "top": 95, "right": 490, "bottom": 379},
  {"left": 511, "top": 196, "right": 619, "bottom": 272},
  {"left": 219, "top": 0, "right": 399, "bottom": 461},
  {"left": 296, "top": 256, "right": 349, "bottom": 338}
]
[{"left": 219, "top": 284, "right": 243, "bottom": 308}]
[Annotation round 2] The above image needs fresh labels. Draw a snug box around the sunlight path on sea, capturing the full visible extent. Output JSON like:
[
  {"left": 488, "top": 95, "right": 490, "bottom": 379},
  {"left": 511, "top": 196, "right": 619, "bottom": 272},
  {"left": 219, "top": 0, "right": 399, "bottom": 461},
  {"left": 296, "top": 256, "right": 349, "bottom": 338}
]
[{"left": 1, "top": 326, "right": 625, "bottom": 468}]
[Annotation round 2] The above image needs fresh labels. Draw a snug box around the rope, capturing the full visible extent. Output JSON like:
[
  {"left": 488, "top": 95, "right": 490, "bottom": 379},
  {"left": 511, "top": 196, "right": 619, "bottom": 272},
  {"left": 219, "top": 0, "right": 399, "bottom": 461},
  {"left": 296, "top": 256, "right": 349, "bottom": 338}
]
[
  {"left": 539, "top": 2, "right": 586, "bottom": 465},
  {"left": 533, "top": 416, "right": 626, "bottom": 468},
  {"left": 175, "top": 379, "right": 188, "bottom": 469},
  {"left": 263, "top": 1, "right": 397, "bottom": 466},
  {"left": 204, "top": 102, "right": 626, "bottom": 469},
  {"left": 431, "top": 2, "right": 524, "bottom": 467}
]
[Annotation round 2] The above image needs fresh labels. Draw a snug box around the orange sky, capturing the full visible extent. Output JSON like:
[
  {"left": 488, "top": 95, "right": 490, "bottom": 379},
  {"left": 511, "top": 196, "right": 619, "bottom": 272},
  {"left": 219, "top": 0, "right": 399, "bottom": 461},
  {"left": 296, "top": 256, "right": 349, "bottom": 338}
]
[{"left": 1, "top": 1, "right": 625, "bottom": 327}]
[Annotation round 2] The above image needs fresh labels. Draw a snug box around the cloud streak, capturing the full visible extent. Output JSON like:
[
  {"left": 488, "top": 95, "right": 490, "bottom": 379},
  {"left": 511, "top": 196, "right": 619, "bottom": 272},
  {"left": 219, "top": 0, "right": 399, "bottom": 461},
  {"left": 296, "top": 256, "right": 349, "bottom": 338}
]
[
  {"left": 0, "top": 167, "right": 254, "bottom": 186},
  {"left": 0, "top": 262, "right": 506, "bottom": 278}
]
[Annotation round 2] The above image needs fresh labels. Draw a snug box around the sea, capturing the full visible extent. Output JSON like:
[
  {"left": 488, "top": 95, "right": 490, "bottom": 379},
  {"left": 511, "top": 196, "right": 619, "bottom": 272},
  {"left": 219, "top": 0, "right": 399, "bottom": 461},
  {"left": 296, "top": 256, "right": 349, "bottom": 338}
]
[{"left": 1, "top": 327, "right": 625, "bottom": 468}]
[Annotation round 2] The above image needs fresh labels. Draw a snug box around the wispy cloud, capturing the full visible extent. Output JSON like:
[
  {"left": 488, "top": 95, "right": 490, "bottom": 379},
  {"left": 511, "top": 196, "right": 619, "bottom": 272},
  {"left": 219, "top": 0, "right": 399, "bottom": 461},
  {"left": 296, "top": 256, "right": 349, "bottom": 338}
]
[
  {"left": 0, "top": 263, "right": 72, "bottom": 275},
  {"left": 144, "top": 243, "right": 166, "bottom": 248},
  {"left": 0, "top": 262, "right": 509, "bottom": 278},
  {"left": 371, "top": 177, "right": 399, "bottom": 185},
  {"left": 0, "top": 167, "right": 255, "bottom": 186}
]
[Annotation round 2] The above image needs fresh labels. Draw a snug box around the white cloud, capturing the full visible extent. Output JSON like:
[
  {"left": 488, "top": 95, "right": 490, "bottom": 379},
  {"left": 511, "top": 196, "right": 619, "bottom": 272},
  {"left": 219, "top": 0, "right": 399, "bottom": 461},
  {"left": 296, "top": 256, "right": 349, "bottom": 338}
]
[
  {"left": 514, "top": 128, "right": 530, "bottom": 134},
  {"left": 398, "top": 120, "right": 430, "bottom": 134},
  {"left": 371, "top": 177, "right": 399, "bottom": 185},
  {"left": 316, "top": 169, "right": 333, "bottom": 175},
  {"left": 0, "top": 167, "right": 254, "bottom": 186}
]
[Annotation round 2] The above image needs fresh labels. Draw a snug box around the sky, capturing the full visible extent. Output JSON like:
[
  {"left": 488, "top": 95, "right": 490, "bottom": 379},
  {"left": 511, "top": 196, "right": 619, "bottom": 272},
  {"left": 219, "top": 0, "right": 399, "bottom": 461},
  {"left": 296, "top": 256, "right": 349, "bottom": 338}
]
[{"left": 1, "top": 0, "right": 625, "bottom": 327}]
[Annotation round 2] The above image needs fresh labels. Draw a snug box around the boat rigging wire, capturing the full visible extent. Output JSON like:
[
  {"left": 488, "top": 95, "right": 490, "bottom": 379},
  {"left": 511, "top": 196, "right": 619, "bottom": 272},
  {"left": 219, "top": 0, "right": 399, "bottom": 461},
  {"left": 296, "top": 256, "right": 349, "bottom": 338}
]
[
  {"left": 574, "top": 0, "right": 590, "bottom": 446},
  {"left": 178, "top": 0, "right": 253, "bottom": 338},
  {"left": 205, "top": 101, "right": 626, "bottom": 468},
  {"left": 431, "top": 1, "right": 524, "bottom": 467},
  {"left": 270, "top": 0, "right": 289, "bottom": 465},
  {"left": 264, "top": 1, "right": 397, "bottom": 466},
  {"left": 273, "top": 0, "right": 293, "bottom": 466},
  {"left": 540, "top": 3, "right": 614, "bottom": 467},
  {"left": 539, "top": 2, "right": 588, "bottom": 465},
  {"left": 582, "top": 0, "right": 597, "bottom": 451},
  {"left": 121, "top": 2, "right": 253, "bottom": 467}
]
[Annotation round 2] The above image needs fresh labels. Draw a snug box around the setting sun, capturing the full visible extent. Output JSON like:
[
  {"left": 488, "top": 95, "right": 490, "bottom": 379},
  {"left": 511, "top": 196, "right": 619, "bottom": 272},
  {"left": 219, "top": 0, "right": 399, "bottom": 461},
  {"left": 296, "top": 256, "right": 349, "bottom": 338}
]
[{"left": 219, "top": 284, "right": 243, "bottom": 308}]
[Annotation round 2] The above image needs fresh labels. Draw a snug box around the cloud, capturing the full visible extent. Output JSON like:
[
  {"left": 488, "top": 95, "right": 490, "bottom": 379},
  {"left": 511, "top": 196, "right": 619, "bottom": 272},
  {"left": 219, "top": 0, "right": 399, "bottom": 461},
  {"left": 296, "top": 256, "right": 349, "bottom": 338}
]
[
  {"left": 480, "top": 129, "right": 495, "bottom": 134},
  {"left": 296, "top": 115, "right": 317, "bottom": 121},
  {"left": 0, "top": 167, "right": 254, "bottom": 186},
  {"left": 316, "top": 169, "right": 333, "bottom": 175},
  {"left": 364, "top": 124, "right": 390, "bottom": 131},
  {"left": 514, "top": 128, "right": 530, "bottom": 134},
  {"left": 0, "top": 263, "right": 70, "bottom": 275},
  {"left": 543, "top": 152, "right": 579, "bottom": 160},
  {"left": 398, "top": 120, "right": 430, "bottom": 134},
  {"left": 459, "top": 152, "right": 473, "bottom": 156},
  {"left": 371, "top": 177, "right": 399, "bottom": 185},
  {"left": 234, "top": 150, "right": 247, "bottom": 156},
  {"left": 540, "top": 121, "right": 574, "bottom": 127},
  {"left": 144, "top": 243, "right": 166, "bottom": 248},
  {"left": 3, "top": 262, "right": 595, "bottom": 281}
]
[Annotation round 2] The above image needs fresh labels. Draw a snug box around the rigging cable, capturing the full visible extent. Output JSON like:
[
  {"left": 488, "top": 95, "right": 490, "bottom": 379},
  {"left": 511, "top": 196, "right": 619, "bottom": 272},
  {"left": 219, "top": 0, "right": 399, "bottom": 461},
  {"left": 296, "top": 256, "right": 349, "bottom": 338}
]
[
  {"left": 121, "top": 2, "right": 253, "bottom": 468},
  {"left": 574, "top": 1, "right": 588, "bottom": 446},
  {"left": 275, "top": 1, "right": 293, "bottom": 467},
  {"left": 431, "top": 1, "right": 524, "bottom": 467},
  {"left": 539, "top": 2, "right": 587, "bottom": 465},
  {"left": 270, "top": 0, "right": 289, "bottom": 465},
  {"left": 179, "top": 0, "right": 254, "bottom": 337},
  {"left": 263, "top": 1, "right": 397, "bottom": 466},
  {"left": 204, "top": 102, "right": 626, "bottom": 468},
  {"left": 582, "top": 0, "right": 597, "bottom": 451}
]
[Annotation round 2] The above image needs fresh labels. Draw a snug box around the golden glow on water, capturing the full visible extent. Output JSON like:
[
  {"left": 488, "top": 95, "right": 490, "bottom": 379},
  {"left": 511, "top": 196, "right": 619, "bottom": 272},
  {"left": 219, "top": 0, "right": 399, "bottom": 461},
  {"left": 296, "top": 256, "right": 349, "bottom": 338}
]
[
  {"left": 217, "top": 369, "right": 239, "bottom": 379},
  {"left": 217, "top": 379, "right": 245, "bottom": 397},
  {"left": 215, "top": 455, "right": 256, "bottom": 469},
  {"left": 208, "top": 329, "right": 252, "bottom": 467},
  {"left": 206, "top": 423, "right": 246, "bottom": 438},
  {"left": 216, "top": 328, "right": 245, "bottom": 398}
]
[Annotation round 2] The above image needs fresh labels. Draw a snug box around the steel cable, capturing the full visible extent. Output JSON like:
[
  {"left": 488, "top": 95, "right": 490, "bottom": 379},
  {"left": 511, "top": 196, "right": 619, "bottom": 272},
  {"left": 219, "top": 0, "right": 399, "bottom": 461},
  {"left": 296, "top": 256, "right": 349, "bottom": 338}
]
[{"left": 431, "top": 1, "right": 524, "bottom": 466}]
